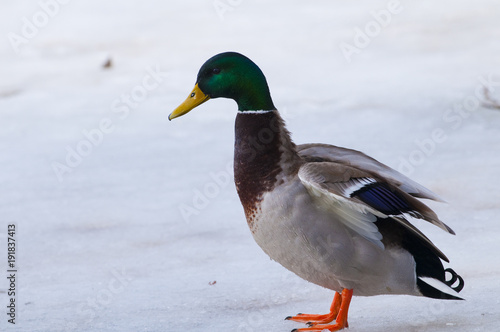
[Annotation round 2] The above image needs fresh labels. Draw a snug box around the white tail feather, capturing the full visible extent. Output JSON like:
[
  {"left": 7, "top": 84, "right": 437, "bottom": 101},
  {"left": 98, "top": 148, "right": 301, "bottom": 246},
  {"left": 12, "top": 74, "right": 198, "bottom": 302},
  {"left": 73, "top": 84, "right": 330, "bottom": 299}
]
[{"left": 418, "top": 277, "right": 464, "bottom": 299}]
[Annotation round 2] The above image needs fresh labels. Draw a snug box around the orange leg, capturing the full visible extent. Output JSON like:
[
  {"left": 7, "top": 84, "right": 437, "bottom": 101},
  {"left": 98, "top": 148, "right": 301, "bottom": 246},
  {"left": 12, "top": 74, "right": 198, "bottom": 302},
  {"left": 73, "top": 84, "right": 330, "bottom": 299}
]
[{"left": 286, "top": 289, "right": 353, "bottom": 332}]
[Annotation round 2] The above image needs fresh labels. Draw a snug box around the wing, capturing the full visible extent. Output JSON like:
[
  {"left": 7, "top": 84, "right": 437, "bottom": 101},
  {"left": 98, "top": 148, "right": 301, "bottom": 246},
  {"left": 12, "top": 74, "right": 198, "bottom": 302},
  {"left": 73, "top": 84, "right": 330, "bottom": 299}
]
[
  {"left": 298, "top": 162, "right": 453, "bottom": 261},
  {"left": 297, "top": 143, "right": 446, "bottom": 202}
]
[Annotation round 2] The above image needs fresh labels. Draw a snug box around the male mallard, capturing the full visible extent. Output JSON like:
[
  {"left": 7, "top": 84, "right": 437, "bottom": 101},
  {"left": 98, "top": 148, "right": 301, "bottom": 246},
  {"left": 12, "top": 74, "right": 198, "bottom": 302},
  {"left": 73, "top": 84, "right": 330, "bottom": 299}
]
[{"left": 169, "top": 52, "right": 464, "bottom": 331}]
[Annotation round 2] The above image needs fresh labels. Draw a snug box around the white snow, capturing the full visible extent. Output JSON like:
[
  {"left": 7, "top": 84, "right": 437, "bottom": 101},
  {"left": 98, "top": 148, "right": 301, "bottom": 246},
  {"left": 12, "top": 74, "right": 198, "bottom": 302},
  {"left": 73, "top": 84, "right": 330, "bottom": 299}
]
[{"left": 1, "top": 0, "right": 500, "bottom": 331}]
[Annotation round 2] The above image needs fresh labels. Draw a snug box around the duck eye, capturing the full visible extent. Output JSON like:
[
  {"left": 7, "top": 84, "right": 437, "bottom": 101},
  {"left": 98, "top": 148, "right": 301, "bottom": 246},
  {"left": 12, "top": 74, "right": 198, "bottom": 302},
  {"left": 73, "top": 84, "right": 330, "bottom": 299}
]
[{"left": 212, "top": 68, "right": 221, "bottom": 74}]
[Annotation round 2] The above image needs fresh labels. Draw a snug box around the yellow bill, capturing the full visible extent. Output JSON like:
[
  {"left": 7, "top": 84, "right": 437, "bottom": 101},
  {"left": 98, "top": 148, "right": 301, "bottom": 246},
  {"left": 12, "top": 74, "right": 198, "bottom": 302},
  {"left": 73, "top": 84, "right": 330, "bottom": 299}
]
[{"left": 169, "top": 84, "right": 210, "bottom": 120}]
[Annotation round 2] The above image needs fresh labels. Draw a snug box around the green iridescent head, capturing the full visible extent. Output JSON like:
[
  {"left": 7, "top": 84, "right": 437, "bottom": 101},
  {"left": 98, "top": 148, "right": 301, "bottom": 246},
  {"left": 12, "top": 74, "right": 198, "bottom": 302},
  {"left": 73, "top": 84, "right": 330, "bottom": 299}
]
[{"left": 169, "top": 52, "right": 276, "bottom": 120}]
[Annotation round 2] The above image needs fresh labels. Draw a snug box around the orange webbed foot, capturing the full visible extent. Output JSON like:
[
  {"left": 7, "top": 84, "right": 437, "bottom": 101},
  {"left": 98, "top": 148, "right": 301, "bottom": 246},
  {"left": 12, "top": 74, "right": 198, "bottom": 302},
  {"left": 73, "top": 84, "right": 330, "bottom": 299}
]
[
  {"left": 285, "top": 291, "right": 341, "bottom": 325},
  {"left": 287, "top": 289, "right": 353, "bottom": 332}
]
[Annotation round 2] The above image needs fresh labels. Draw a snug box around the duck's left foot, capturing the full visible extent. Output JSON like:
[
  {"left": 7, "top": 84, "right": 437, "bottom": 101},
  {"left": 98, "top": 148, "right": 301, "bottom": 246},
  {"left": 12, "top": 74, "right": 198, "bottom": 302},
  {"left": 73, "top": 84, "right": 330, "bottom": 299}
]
[
  {"left": 286, "top": 291, "right": 341, "bottom": 325},
  {"left": 287, "top": 289, "right": 353, "bottom": 332}
]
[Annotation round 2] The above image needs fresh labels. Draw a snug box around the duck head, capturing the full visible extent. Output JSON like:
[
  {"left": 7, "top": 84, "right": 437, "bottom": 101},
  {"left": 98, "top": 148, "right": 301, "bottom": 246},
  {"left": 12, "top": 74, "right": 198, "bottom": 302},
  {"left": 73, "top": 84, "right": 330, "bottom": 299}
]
[{"left": 169, "top": 52, "right": 276, "bottom": 120}]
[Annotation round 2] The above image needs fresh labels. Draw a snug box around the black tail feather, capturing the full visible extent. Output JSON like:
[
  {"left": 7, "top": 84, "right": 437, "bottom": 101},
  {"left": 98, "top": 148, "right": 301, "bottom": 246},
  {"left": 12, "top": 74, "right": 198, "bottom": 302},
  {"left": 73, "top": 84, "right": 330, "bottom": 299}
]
[
  {"left": 445, "top": 268, "right": 465, "bottom": 293},
  {"left": 375, "top": 217, "right": 465, "bottom": 300}
]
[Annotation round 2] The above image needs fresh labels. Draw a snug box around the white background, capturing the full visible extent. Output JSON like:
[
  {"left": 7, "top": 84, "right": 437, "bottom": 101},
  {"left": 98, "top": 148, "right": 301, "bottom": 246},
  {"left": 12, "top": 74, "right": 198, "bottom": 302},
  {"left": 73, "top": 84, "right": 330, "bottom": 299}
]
[{"left": 1, "top": 0, "right": 499, "bottom": 331}]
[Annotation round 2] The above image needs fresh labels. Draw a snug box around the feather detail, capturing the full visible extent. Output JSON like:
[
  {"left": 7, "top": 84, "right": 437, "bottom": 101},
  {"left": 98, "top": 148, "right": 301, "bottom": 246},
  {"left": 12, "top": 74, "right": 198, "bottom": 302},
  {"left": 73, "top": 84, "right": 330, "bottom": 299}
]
[
  {"left": 348, "top": 179, "right": 456, "bottom": 235},
  {"left": 297, "top": 143, "right": 446, "bottom": 202},
  {"left": 418, "top": 277, "right": 464, "bottom": 300},
  {"left": 298, "top": 162, "right": 453, "bottom": 260}
]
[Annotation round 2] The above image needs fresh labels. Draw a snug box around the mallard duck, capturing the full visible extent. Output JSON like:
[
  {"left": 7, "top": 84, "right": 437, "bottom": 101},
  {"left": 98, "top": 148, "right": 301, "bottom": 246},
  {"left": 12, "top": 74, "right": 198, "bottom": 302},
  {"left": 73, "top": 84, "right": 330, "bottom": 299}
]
[{"left": 169, "top": 52, "right": 464, "bottom": 331}]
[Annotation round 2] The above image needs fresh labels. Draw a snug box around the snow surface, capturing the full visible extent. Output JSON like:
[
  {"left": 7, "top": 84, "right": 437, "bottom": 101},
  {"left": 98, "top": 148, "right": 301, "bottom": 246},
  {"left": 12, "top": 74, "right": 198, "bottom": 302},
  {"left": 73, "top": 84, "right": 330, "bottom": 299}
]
[{"left": 1, "top": 0, "right": 500, "bottom": 331}]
